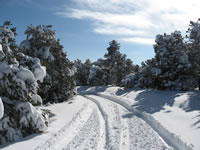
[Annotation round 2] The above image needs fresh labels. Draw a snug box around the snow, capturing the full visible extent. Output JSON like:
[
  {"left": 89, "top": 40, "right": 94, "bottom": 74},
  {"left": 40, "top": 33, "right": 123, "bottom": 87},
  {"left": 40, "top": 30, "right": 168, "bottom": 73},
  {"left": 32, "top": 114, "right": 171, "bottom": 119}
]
[
  {"left": 16, "top": 102, "right": 47, "bottom": 132},
  {"left": 38, "top": 46, "right": 55, "bottom": 60},
  {"left": 88, "top": 65, "right": 99, "bottom": 80},
  {"left": 0, "top": 96, "right": 89, "bottom": 150},
  {"left": 152, "top": 67, "right": 161, "bottom": 75},
  {"left": 0, "top": 98, "right": 4, "bottom": 119},
  {"left": 0, "top": 27, "right": 14, "bottom": 44},
  {"left": 31, "top": 94, "right": 42, "bottom": 105},
  {"left": 16, "top": 67, "right": 35, "bottom": 81},
  {"left": 121, "top": 73, "right": 135, "bottom": 85},
  {"left": 0, "top": 44, "right": 2, "bottom": 51},
  {"left": 1, "top": 86, "right": 200, "bottom": 150},
  {"left": 0, "top": 44, "right": 4, "bottom": 61},
  {"left": 78, "top": 86, "right": 199, "bottom": 150},
  {"left": 0, "top": 62, "right": 10, "bottom": 79},
  {"left": 85, "top": 95, "right": 172, "bottom": 150},
  {"left": 19, "top": 40, "right": 31, "bottom": 51},
  {"left": 32, "top": 64, "right": 46, "bottom": 82},
  {"left": 179, "top": 53, "right": 189, "bottom": 64}
]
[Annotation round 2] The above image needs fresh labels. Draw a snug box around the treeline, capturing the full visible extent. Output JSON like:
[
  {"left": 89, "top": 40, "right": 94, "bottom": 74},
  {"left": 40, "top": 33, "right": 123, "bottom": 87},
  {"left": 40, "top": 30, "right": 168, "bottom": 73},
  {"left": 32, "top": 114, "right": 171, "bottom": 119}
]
[
  {"left": 73, "top": 40, "right": 139, "bottom": 86},
  {"left": 73, "top": 19, "right": 200, "bottom": 91}
]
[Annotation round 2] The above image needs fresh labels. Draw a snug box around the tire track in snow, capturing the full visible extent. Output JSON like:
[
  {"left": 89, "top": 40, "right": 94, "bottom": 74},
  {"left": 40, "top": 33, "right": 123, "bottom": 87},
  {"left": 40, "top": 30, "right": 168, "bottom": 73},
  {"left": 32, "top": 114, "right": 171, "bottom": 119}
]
[
  {"left": 84, "top": 95, "right": 122, "bottom": 150},
  {"left": 35, "top": 102, "right": 95, "bottom": 150},
  {"left": 85, "top": 94, "right": 173, "bottom": 150},
  {"left": 97, "top": 93, "right": 193, "bottom": 150},
  {"left": 83, "top": 95, "right": 110, "bottom": 150},
  {"left": 63, "top": 109, "right": 100, "bottom": 150}
]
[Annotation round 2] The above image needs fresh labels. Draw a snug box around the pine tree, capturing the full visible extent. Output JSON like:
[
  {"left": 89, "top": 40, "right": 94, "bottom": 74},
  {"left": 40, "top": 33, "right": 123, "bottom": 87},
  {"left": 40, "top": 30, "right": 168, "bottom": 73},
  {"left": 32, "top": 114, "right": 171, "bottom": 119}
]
[
  {"left": 0, "top": 21, "right": 48, "bottom": 144},
  {"left": 73, "top": 59, "right": 92, "bottom": 85},
  {"left": 104, "top": 40, "right": 135, "bottom": 85},
  {"left": 186, "top": 18, "right": 200, "bottom": 89},
  {"left": 20, "top": 25, "right": 75, "bottom": 103},
  {"left": 152, "top": 31, "right": 196, "bottom": 90},
  {"left": 125, "top": 31, "right": 196, "bottom": 90}
]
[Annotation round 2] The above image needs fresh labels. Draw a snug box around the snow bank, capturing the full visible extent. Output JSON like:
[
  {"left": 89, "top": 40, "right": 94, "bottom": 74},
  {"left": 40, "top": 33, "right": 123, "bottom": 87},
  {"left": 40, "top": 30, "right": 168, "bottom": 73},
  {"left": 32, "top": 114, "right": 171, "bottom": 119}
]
[
  {"left": 36, "top": 102, "right": 93, "bottom": 150},
  {"left": 0, "top": 96, "right": 89, "bottom": 150}
]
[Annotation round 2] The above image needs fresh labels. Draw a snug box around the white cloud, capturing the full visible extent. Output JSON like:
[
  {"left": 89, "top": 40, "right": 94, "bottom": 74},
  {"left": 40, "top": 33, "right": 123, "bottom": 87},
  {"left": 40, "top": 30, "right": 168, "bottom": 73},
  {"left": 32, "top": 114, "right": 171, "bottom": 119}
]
[
  {"left": 121, "top": 37, "right": 155, "bottom": 45},
  {"left": 94, "top": 26, "right": 148, "bottom": 36},
  {"left": 57, "top": 0, "right": 200, "bottom": 45}
]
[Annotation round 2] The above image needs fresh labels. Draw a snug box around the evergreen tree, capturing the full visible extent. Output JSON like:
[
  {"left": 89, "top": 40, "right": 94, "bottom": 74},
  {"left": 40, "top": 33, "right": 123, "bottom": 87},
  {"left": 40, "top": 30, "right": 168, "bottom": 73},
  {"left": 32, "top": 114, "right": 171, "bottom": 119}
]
[
  {"left": 186, "top": 18, "right": 200, "bottom": 89},
  {"left": 87, "top": 65, "right": 105, "bottom": 85},
  {"left": 123, "top": 31, "right": 196, "bottom": 90},
  {"left": 104, "top": 40, "right": 135, "bottom": 85},
  {"left": 0, "top": 21, "right": 48, "bottom": 144},
  {"left": 20, "top": 25, "right": 75, "bottom": 103},
  {"left": 152, "top": 31, "right": 196, "bottom": 90},
  {"left": 73, "top": 59, "right": 92, "bottom": 85}
]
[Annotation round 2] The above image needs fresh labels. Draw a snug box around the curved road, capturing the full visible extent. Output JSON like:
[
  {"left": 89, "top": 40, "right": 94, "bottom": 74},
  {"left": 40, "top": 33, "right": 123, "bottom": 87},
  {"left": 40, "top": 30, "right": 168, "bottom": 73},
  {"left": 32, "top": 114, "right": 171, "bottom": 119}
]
[{"left": 36, "top": 94, "right": 174, "bottom": 150}]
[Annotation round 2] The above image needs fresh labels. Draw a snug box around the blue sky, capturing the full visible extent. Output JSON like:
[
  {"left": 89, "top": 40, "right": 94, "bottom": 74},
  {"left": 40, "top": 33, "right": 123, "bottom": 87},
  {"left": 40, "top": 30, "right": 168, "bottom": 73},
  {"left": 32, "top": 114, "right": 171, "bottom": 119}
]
[{"left": 1, "top": 0, "right": 199, "bottom": 65}]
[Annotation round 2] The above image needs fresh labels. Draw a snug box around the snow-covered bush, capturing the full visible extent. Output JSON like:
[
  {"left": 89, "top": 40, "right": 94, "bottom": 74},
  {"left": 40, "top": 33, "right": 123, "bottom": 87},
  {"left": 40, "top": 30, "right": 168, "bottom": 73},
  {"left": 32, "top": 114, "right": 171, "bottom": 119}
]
[
  {"left": 121, "top": 73, "right": 136, "bottom": 88},
  {"left": 0, "top": 99, "right": 48, "bottom": 144},
  {"left": 21, "top": 25, "right": 75, "bottom": 103},
  {"left": 16, "top": 102, "right": 48, "bottom": 133},
  {"left": 0, "top": 115, "right": 22, "bottom": 143},
  {"left": 0, "top": 52, "right": 46, "bottom": 102}
]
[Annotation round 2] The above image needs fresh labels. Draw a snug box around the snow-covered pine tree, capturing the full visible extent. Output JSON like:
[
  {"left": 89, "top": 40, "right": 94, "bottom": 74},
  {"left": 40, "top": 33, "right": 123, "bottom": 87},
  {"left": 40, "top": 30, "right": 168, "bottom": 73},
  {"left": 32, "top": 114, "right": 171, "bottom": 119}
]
[
  {"left": 89, "top": 58, "right": 111, "bottom": 85},
  {"left": 0, "top": 21, "right": 48, "bottom": 144},
  {"left": 122, "top": 31, "right": 196, "bottom": 90},
  {"left": 20, "top": 25, "right": 75, "bottom": 103},
  {"left": 104, "top": 40, "right": 135, "bottom": 85},
  {"left": 186, "top": 18, "right": 200, "bottom": 89},
  {"left": 73, "top": 59, "right": 92, "bottom": 85},
  {"left": 152, "top": 31, "right": 196, "bottom": 90},
  {"left": 87, "top": 65, "right": 105, "bottom": 85}
]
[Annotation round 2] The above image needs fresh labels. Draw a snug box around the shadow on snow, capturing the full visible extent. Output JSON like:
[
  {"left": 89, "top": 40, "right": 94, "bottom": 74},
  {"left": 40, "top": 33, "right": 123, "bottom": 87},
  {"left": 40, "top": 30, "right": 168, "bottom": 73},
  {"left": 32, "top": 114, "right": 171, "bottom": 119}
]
[
  {"left": 132, "top": 90, "right": 178, "bottom": 114},
  {"left": 76, "top": 86, "right": 109, "bottom": 94}
]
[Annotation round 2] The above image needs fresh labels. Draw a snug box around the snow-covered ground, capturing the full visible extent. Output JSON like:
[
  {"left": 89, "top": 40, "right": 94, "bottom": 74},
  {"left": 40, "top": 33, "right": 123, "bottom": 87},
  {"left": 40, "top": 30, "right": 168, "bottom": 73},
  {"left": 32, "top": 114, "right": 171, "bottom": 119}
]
[
  {"left": 1, "top": 86, "right": 200, "bottom": 150},
  {"left": 78, "top": 86, "right": 200, "bottom": 150}
]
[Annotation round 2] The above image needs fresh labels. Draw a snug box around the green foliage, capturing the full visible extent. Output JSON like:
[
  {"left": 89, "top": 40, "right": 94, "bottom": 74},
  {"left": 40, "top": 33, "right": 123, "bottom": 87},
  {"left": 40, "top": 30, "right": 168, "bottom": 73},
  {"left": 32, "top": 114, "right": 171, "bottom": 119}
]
[
  {"left": 186, "top": 18, "right": 200, "bottom": 88},
  {"left": 21, "top": 25, "right": 75, "bottom": 103},
  {"left": 103, "top": 40, "right": 136, "bottom": 85},
  {"left": 74, "top": 59, "right": 92, "bottom": 85},
  {"left": 0, "top": 21, "right": 48, "bottom": 144}
]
